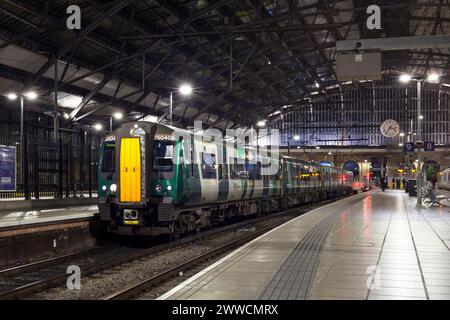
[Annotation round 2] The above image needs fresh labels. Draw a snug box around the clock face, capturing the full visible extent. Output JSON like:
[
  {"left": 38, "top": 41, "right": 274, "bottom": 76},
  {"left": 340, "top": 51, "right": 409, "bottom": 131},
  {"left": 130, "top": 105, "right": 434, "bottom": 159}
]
[{"left": 380, "top": 119, "right": 400, "bottom": 137}]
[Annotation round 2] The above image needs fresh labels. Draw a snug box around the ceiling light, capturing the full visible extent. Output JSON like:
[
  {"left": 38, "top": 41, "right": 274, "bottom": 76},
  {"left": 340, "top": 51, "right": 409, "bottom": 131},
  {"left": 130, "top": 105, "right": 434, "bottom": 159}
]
[
  {"left": 419, "top": 115, "right": 424, "bottom": 120},
  {"left": 399, "top": 143, "right": 404, "bottom": 147},
  {"left": 328, "top": 152, "right": 332, "bottom": 155},
  {"left": 113, "top": 112, "right": 123, "bottom": 120},
  {"left": 24, "top": 91, "right": 37, "bottom": 100},
  {"left": 63, "top": 113, "right": 70, "bottom": 119},
  {"left": 427, "top": 73, "right": 440, "bottom": 82},
  {"left": 293, "top": 135, "right": 300, "bottom": 141},
  {"left": 315, "top": 146, "right": 320, "bottom": 150},
  {"left": 400, "top": 74, "right": 412, "bottom": 83},
  {"left": 400, "top": 132, "right": 405, "bottom": 137},
  {"left": 7, "top": 93, "right": 17, "bottom": 100},
  {"left": 93, "top": 123, "right": 102, "bottom": 131},
  {"left": 179, "top": 83, "right": 193, "bottom": 96}
]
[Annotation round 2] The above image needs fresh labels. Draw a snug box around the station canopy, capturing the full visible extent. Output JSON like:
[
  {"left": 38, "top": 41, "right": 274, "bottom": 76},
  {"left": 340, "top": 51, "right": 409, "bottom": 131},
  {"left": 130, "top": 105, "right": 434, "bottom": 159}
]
[{"left": 0, "top": 0, "right": 449, "bottom": 130}]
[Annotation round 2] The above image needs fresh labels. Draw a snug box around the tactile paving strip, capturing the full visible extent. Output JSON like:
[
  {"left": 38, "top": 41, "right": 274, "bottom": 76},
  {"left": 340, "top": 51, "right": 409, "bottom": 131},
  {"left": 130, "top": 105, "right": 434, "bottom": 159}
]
[{"left": 257, "top": 212, "right": 340, "bottom": 300}]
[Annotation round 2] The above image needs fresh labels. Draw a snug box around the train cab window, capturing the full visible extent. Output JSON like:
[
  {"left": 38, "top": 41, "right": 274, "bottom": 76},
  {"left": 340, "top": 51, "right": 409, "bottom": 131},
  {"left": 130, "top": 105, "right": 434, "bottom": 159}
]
[
  {"left": 153, "top": 140, "right": 175, "bottom": 172},
  {"left": 201, "top": 153, "right": 217, "bottom": 179},
  {"left": 102, "top": 143, "right": 115, "bottom": 172}
]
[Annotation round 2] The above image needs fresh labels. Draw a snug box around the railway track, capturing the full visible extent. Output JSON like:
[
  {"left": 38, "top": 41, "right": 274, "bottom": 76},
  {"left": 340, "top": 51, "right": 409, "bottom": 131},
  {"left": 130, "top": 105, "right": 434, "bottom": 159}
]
[
  {"left": 103, "top": 224, "right": 276, "bottom": 300},
  {"left": 0, "top": 196, "right": 346, "bottom": 300}
]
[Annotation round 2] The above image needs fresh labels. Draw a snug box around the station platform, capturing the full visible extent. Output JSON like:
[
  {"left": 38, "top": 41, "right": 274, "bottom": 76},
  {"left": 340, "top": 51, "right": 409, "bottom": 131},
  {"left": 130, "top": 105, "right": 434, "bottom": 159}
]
[
  {"left": 159, "top": 190, "right": 450, "bottom": 300},
  {"left": 0, "top": 201, "right": 98, "bottom": 229}
]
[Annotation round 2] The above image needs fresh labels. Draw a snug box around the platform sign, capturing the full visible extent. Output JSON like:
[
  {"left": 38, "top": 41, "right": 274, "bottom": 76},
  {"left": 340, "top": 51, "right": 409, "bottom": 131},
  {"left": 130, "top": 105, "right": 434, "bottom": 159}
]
[
  {"left": 424, "top": 142, "right": 435, "bottom": 152},
  {"left": 0, "top": 145, "right": 16, "bottom": 192},
  {"left": 404, "top": 143, "right": 414, "bottom": 153}
]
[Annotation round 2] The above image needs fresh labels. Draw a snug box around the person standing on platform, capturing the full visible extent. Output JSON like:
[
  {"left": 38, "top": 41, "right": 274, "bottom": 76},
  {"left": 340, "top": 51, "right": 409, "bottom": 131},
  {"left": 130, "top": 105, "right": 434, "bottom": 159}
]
[{"left": 381, "top": 176, "right": 387, "bottom": 192}]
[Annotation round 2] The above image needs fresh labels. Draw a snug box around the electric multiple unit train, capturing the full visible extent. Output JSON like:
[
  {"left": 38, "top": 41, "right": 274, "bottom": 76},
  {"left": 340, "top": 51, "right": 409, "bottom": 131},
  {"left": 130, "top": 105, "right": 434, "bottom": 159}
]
[{"left": 97, "top": 122, "right": 354, "bottom": 237}]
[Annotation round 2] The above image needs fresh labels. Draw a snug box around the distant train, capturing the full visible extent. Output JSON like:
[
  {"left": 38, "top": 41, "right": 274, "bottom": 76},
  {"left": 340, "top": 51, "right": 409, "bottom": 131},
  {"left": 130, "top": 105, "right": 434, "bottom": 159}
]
[
  {"left": 437, "top": 168, "right": 450, "bottom": 199},
  {"left": 97, "top": 122, "right": 354, "bottom": 237}
]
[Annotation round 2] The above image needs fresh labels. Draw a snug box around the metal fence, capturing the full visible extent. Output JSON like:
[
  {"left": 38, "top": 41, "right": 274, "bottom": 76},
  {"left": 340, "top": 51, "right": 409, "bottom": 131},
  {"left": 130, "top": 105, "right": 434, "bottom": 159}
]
[{"left": 0, "top": 124, "right": 101, "bottom": 200}]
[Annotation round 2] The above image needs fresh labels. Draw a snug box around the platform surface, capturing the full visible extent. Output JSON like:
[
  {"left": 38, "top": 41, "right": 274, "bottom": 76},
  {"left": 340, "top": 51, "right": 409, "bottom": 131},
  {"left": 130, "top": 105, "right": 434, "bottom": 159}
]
[
  {"left": 0, "top": 205, "right": 98, "bottom": 229},
  {"left": 159, "top": 190, "right": 450, "bottom": 300}
]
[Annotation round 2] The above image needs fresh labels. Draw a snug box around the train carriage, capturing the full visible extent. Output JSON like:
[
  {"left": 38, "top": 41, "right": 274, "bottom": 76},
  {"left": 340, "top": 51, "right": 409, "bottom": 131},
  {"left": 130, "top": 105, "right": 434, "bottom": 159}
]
[{"left": 98, "top": 122, "right": 354, "bottom": 237}]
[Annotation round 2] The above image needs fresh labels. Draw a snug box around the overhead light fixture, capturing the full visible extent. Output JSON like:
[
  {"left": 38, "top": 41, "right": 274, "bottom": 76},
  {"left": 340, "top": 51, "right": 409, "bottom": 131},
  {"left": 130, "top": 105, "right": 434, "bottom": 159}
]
[
  {"left": 400, "top": 132, "right": 405, "bottom": 137},
  {"left": 328, "top": 152, "right": 332, "bottom": 155},
  {"left": 24, "top": 91, "right": 37, "bottom": 100},
  {"left": 315, "top": 82, "right": 320, "bottom": 88},
  {"left": 399, "top": 74, "right": 412, "bottom": 83},
  {"left": 94, "top": 123, "right": 103, "bottom": 131},
  {"left": 293, "top": 135, "right": 300, "bottom": 141},
  {"left": 113, "top": 112, "right": 123, "bottom": 120},
  {"left": 399, "top": 143, "right": 404, "bottom": 147},
  {"left": 63, "top": 113, "right": 70, "bottom": 119},
  {"left": 315, "top": 146, "right": 321, "bottom": 150},
  {"left": 427, "top": 73, "right": 440, "bottom": 82},
  {"left": 179, "top": 83, "right": 193, "bottom": 96},
  {"left": 419, "top": 115, "right": 424, "bottom": 120},
  {"left": 7, "top": 93, "right": 17, "bottom": 100}
]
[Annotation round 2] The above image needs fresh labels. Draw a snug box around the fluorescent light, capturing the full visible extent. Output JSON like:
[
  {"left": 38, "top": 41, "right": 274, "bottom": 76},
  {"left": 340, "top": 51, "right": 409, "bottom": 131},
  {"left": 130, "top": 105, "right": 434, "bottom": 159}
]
[
  {"left": 400, "top": 132, "right": 405, "bottom": 137},
  {"left": 179, "top": 83, "right": 193, "bottom": 96},
  {"left": 63, "top": 113, "right": 70, "bottom": 119},
  {"left": 293, "top": 135, "right": 300, "bottom": 141},
  {"left": 315, "top": 82, "right": 320, "bottom": 88},
  {"left": 24, "top": 91, "right": 37, "bottom": 100},
  {"left": 113, "top": 112, "right": 123, "bottom": 120},
  {"left": 427, "top": 73, "right": 440, "bottom": 82},
  {"left": 7, "top": 93, "right": 17, "bottom": 100},
  {"left": 400, "top": 74, "right": 412, "bottom": 83},
  {"left": 93, "top": 123, "right": 102, "bottom": 131}
]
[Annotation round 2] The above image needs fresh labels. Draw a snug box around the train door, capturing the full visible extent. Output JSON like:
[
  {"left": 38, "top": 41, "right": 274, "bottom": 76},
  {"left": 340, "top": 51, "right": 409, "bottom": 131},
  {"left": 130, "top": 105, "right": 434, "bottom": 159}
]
[{"left": 119, "top": 137, "right": 142, "bottom": 203}]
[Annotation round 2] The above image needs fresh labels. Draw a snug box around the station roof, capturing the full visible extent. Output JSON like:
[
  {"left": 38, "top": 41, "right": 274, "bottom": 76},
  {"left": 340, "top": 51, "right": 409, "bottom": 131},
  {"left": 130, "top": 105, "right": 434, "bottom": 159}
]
[{"left": 0, "top": 0, "right": 449, "bottom": 130}]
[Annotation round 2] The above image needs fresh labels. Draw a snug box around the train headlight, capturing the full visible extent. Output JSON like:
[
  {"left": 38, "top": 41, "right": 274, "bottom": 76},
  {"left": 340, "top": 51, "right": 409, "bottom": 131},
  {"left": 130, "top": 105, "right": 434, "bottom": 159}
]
[
  {"left": 102, "top": 185, "right": 107, "bottom": 191},
  {"left": 167, "top": 185, "right": 172, "bottom": 191},
  {"left": 110, "top": 184, "right": 117, "bottom": 192},
  {"left": 155, "top": 184, "right": 163, "bottom": 192}
]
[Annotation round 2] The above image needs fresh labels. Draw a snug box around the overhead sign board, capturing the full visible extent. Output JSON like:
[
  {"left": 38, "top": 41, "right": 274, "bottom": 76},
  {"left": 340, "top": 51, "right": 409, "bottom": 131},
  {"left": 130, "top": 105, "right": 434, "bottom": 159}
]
[
  {"left": 424, "top": 142, "right": 435, "bottom": 152},
  {"left": 404, "top": 143, "right": 414, "bottom": 153},
  {"left": 336, "top": 52, "right": 382, "bottom": 82},
  {"left": 0, "top": 145, "right": 16, "bottom": 192}
]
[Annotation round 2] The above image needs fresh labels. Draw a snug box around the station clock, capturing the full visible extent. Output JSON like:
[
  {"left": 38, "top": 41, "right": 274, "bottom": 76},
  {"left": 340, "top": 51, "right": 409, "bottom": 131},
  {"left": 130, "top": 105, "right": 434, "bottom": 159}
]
[{"left": 380, "top": 119, "right": 400, "bottom": 137}]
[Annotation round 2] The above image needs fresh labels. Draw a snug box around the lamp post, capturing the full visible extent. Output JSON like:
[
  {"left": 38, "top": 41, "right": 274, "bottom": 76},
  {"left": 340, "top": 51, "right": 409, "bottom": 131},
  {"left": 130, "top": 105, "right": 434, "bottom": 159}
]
[
  {"left": 416, "top": 79, "right": 423, "bottom": 208},
  {"left": 169, "top": 84, "right": 193, "bottom": 125},
  {"left": 400, "top": 73, "right": 440, "bottom": 208},
  {"left": 7, "top": 91, "right": 37, "bottom": 200}
]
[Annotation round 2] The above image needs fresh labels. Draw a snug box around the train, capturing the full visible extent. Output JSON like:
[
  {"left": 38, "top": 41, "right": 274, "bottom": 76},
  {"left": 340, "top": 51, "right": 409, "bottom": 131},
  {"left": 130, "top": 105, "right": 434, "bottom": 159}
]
[
  {"left": 437, "top": 168, "right": 450, "bottom": 199},
  {"left": 97, "top": 122, "right": 354, "bottom": 237}
]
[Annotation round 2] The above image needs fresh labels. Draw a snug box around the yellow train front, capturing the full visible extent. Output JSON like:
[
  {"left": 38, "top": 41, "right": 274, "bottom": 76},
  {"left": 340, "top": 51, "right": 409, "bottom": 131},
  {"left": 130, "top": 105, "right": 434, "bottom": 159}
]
[{"left": 98, "top": 121, "right": 354, "bottom": 237}]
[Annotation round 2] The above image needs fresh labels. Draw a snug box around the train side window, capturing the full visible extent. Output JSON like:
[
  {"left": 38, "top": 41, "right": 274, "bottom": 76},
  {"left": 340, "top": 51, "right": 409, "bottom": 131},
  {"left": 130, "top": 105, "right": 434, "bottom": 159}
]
[{"left": 201, "top": 153, "right": 217, "bottom": 179}]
